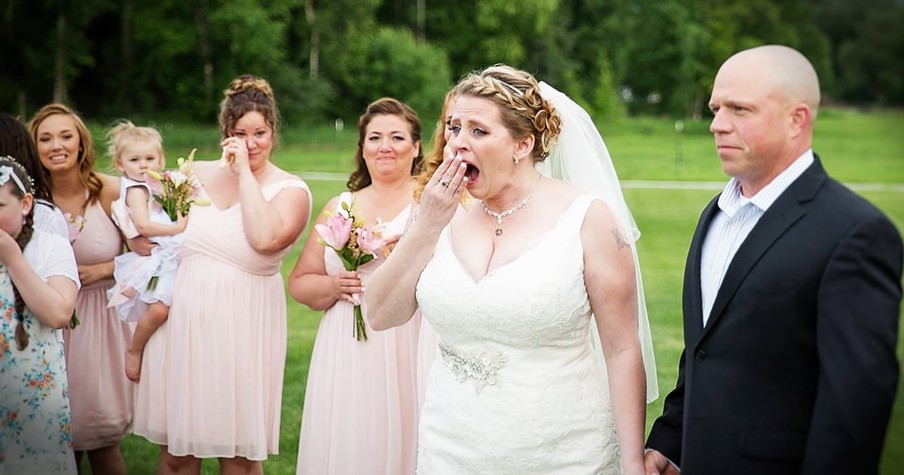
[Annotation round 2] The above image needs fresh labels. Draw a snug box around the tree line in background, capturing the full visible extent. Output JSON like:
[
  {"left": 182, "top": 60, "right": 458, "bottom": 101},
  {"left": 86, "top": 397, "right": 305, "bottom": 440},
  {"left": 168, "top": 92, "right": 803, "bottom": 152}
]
[{"left": 3, "top": 0, "right": 903, "bottom": 126}]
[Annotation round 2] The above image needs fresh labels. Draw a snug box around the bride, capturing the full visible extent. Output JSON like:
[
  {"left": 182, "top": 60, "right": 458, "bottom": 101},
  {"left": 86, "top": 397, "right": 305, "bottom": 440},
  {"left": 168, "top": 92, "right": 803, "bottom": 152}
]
[{"left": 366, "top": 64, "right": 657, "bottom": 474}]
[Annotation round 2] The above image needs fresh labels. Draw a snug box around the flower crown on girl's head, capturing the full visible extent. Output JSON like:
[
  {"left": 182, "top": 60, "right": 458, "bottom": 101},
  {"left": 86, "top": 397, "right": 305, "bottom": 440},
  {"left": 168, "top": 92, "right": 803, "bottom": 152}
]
[{"left": 0, "top": 156, "right": 35, "bottom": 195}]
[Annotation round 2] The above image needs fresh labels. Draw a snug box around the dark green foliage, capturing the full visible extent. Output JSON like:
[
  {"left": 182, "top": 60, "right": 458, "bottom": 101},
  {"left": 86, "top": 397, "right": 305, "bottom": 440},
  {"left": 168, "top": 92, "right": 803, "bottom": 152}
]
[
  {"left": 333, "top": 27, "right": 451, "bottom": 122},
  {"left": 2, "top": 0, "right": 902, "bottom": 124}
]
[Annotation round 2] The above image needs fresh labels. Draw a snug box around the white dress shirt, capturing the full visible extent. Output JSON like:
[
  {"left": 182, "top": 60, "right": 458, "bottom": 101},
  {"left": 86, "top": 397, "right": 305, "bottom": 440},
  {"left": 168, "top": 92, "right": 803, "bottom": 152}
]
[{"left": 700, "top": 150, "right": 814, "bottom": 326}]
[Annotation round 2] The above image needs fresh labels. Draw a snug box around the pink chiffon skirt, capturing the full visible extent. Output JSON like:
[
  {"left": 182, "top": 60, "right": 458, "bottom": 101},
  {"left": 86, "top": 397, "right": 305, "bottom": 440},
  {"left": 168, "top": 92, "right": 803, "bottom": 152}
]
[
  {"left": 64, "top": 280, "right": 134, "bottom": 450},
  {"left": 296, "top": 300, "right": 421, "bottom": 474}
]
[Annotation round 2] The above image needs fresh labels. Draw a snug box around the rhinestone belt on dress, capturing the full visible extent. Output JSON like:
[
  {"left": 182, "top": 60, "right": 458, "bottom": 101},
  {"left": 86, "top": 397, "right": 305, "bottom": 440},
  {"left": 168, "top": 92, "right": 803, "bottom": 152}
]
[{"left": 438, "top": 343, "right": 508, "bottom": 393}]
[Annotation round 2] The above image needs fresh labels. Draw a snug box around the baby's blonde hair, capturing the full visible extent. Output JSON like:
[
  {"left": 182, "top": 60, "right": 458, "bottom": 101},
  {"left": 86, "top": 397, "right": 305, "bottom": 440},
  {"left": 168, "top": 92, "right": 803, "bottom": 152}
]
[{"left": 106, "top": 120, "right": 165, "bottom": 170}]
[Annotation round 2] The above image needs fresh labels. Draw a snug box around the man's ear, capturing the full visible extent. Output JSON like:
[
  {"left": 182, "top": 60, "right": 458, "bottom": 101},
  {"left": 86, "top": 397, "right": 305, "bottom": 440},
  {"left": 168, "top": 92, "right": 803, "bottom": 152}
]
[{"left": 788, "top": 103, "right": 812, "bottom": 139}]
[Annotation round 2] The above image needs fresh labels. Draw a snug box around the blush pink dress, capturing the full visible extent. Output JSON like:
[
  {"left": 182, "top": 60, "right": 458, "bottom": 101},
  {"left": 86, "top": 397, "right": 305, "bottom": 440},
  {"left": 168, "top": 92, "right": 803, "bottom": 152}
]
[
  {"left": 133, "top": 178, "right": 310, "bottom": 461},
  {"left": 62, "top": 198, "right": 134, "bottom": 451},
  {"left": 296, "top": 192, "right": 421, "bottom": 475}
]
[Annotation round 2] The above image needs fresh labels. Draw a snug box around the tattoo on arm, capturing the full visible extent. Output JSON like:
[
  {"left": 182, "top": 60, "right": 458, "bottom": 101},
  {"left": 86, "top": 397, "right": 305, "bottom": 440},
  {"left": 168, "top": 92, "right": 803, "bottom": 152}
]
[{"left": 611, "top": 229, "right": 627, "bottom": 250}]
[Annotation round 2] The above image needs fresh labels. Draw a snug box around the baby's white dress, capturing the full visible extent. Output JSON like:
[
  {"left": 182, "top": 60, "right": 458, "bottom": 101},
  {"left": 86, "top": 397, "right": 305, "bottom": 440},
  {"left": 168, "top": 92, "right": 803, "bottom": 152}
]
[{"left": 107, "top": 177, "right": 182, "bottom": 322}]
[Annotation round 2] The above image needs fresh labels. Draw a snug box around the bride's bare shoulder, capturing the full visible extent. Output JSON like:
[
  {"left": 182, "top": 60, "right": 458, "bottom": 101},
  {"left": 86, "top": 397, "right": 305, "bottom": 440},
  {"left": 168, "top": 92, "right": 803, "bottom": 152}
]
[
  {"left": 539, "top": 178, "right": 582, "bottom": 206},
  {"left": 538, "top": 179, "right": 618, "bottom": 229}
]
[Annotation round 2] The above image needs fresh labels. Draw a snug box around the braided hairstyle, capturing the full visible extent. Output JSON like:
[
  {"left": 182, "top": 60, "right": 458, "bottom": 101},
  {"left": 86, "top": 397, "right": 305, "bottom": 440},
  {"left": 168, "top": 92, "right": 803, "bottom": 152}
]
[
  {"left": 453, "top": 64, "right": 562, "bottom": 163},
  {"left": 219, "top": 74, "right": 280, "bottom": 147},
  {"left": 347, "top": 97, "right": 423, "bottom": 192},
  {"left": 0, "top": 156, "right": 37, "bottom": 350}
]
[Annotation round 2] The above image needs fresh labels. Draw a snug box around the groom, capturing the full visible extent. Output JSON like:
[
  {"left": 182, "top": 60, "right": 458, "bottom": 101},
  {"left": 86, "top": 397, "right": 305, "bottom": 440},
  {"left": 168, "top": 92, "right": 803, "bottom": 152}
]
[{"left": 644, "top": 45, "right": 903, "bottom": 474}]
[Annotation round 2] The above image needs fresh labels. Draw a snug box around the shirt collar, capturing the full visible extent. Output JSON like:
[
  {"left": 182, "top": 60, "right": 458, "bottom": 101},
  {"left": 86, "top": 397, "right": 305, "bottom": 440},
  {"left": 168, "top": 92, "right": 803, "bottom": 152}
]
[{"left": 718, "top": 149, "right": 814, "bottom": 215}]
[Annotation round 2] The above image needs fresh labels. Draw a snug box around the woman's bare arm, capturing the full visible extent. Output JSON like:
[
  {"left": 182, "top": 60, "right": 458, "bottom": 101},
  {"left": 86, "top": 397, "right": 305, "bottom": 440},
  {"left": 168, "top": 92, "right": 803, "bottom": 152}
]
[
  {"left": 583, "top": 200, "right": 646, "bottom": 475},
  {"left": 366, "top": 154, "right": 467, "bottom": 330}
]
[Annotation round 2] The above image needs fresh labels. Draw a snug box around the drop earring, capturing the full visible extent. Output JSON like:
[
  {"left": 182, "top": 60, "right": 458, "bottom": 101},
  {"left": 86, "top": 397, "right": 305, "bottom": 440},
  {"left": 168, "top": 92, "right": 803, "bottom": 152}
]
[{"left": 513, "top": 154, "right": 520, "bottom": 166}]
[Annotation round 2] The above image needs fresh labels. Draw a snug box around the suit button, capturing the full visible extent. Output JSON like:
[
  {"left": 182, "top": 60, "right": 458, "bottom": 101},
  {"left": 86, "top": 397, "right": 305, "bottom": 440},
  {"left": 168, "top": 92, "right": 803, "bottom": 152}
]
[{"left": 695, "top": 350, "right": 706, "bottom": 361}]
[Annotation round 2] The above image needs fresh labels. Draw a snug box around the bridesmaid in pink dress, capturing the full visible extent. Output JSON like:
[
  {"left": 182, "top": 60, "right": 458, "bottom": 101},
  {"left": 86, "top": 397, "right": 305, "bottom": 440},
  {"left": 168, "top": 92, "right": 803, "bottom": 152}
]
[
  {"left": 133, "top": 75, "right": 311, "bottom": 474},
  {"left": 29, "top": 103, "right": 133, "bottom": 475},
  {"left": 289, "top": 98, "right": 423, "bottom": 474}
]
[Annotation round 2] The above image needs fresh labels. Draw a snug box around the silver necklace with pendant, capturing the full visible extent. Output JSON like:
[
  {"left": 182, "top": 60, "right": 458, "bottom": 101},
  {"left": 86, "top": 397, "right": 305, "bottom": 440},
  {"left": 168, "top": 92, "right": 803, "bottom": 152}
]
[{"left": 481, "top": 193, "right": 534, "bottom": 236}]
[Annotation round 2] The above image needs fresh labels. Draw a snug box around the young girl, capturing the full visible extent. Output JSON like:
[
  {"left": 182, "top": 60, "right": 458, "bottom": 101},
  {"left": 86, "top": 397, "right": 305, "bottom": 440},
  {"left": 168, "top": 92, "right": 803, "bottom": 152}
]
[
  {"left": 105, "top": 121, "right": 186, "bottom": 382},
  {"left": 0, "top": 155, "right": 79, "bottom": 474}
]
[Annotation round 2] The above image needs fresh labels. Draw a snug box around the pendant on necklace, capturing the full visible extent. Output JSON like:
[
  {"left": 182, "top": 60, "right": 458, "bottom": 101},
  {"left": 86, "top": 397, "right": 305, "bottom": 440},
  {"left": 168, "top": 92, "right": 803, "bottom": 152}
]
[{"left": 482, "top": 192, "right": 535, "bottom": 238}]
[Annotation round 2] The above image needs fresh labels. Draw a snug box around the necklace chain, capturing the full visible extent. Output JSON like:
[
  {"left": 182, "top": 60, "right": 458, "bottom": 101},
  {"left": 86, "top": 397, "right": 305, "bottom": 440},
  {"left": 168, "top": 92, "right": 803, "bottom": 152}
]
[
  {"left": 481, "top": 176, "right": 542, "bottom": 236},
  {"left": 482, "top": 193, "right": 534, "bottom": 236},
  {"left": 482, "top": 194, "right": 533, "bottom": 225}
]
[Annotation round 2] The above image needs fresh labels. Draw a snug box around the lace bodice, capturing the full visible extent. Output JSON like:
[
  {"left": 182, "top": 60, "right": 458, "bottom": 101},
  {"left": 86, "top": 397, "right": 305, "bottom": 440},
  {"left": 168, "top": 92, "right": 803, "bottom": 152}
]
[
  {"left": 418, "top": 211, "right": 591, "bottom": 351},
  {"left": 415, "top": 194, "right": 620, "bottom": 474}
]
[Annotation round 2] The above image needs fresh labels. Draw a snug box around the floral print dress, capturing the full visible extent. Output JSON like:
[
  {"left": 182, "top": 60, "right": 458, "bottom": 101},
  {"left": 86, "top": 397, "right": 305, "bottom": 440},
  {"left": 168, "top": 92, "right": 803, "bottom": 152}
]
[{"left": 0, "top": 230, "right": 78, "bottom": 474}]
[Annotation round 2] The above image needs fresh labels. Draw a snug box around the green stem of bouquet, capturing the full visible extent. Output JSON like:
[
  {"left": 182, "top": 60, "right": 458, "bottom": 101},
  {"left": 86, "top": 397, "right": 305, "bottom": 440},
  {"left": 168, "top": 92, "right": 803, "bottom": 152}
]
[
  {"left": 338, "top": 251, "right": 368, "bottom": 342},
  {"left": 353, "top": 304, "right": 368, "bottom": 342}
]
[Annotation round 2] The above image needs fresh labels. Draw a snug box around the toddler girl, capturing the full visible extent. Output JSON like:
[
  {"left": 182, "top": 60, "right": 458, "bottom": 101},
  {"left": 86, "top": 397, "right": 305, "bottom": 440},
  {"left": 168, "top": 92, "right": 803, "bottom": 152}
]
[{"left": 106, "top": 121, "right": 186, "bottom": 382}]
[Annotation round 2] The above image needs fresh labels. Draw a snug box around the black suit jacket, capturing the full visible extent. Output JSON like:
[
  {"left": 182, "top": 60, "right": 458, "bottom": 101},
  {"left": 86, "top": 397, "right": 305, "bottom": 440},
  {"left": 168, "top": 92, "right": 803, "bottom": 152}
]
[{"left": 647, "top": 158, "right": 903, "bottom": 474}]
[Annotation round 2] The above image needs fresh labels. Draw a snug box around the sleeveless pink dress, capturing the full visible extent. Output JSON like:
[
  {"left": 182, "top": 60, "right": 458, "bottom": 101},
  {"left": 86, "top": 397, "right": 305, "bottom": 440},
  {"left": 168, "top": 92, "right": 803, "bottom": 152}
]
[
  {"left": 133, "top": 178, "right": 310, "bottom": 461},
  {"left": 296, "top": 192, "right": 421, "bottom": 475},
  {"left": 63, "top": 198, "right": 134, "bottom": 451}
]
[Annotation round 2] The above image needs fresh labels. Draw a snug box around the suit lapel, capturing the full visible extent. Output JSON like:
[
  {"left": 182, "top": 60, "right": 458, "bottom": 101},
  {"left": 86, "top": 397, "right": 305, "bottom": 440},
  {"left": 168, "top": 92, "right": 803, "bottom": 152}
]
[
  {"left": 695, "top": 158, "right": 827, "bottom": 346},
  {"left": 684, "top": 197, "right": 720, "bottom": 345}
]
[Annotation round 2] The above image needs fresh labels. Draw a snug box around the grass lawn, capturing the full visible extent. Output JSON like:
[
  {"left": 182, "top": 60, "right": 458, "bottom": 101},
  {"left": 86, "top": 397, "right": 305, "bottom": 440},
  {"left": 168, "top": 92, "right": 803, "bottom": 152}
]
[{"left": 96, "top": 108, "right": 903, "bottom": 474}]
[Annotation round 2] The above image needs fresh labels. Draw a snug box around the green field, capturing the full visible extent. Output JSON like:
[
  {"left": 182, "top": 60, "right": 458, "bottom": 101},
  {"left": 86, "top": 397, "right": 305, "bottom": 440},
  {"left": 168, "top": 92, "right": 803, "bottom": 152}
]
[{"left": 93, "top": 108, "right": 903, "bottom": 473}]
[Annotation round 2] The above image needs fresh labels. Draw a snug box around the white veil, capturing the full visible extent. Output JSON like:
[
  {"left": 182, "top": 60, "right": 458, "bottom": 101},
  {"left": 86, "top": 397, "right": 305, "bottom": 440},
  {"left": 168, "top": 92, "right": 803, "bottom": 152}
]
[{"left": 536, "top": 81, "right": 659, "bottom": 403}]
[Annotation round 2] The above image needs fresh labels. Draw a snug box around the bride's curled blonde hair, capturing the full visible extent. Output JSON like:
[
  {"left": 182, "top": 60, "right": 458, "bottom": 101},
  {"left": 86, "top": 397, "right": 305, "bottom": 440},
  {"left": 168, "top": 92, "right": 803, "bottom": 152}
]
[{"left": 453, "top": 64, "right": 561, "bottom": 163}]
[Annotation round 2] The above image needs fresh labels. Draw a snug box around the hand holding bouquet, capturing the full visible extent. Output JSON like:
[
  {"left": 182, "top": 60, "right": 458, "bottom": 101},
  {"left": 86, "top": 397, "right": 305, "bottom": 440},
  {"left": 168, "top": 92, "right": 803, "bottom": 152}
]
[
  {"left": 146, "top": 149, "right": 209, "bottom": 222},
  {"left": 316, "top": 200, "right": 387, "bottom": 342}
]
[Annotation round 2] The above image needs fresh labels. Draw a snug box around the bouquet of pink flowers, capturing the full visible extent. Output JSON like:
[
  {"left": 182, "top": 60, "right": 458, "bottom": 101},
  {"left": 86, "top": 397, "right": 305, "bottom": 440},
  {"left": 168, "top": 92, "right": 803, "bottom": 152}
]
[
  {"left": 146, "top": 148, "right": 208, "bottom": 222},
  {"left": 315, "top": 200, "right": 387, "bottom": 342}
]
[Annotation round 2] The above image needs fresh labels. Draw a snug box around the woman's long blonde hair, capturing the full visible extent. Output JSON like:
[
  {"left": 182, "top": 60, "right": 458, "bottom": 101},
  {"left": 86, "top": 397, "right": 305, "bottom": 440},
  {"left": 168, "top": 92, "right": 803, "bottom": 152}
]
[{"left": 28, "top": 103, "right": 104, "bottom": 205}]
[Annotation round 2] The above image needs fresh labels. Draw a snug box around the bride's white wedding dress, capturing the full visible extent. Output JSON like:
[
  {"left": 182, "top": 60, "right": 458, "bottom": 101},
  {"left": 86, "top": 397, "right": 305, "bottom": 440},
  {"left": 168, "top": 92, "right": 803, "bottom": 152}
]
[{"left": 415, "top": 194, "right": 621, "bottom": 474}]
